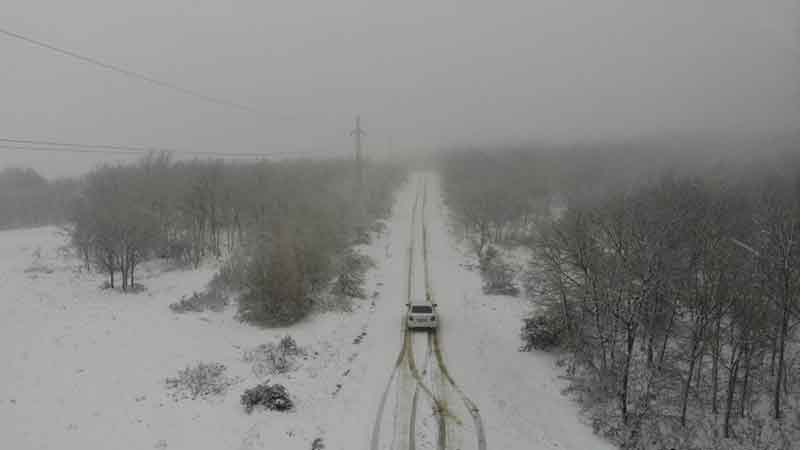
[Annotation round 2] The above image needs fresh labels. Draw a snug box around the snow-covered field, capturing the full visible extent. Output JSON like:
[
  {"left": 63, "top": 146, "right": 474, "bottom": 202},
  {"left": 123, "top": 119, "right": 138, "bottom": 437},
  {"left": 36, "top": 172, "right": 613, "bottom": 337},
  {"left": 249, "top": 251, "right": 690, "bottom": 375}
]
[{"left": 0, "top": 173, "right": 614, "bottom": 450}]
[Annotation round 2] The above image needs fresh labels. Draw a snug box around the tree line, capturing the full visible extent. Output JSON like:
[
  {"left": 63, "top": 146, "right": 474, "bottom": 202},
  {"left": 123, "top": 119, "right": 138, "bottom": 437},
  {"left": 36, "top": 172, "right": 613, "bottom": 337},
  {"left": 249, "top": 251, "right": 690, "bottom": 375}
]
[
  {"left": 440, "top": 149, "right": 550, "bottom": 254},
  {"left": 0, "top": 167, "right": 79, "bottom": 230},
  {"left": 69, "top": 153, "right": 403, "bottom": 321},
  {"left": 440, "top": 138, "right": 800, "bottom": 449}
]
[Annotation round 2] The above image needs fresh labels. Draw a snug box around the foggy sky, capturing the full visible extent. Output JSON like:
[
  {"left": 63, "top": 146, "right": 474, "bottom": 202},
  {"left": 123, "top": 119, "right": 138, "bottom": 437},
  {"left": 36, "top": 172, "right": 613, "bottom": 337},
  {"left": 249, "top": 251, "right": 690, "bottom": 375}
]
[{"left": 1, "top": 0, "right": 798, "bottom": 177}]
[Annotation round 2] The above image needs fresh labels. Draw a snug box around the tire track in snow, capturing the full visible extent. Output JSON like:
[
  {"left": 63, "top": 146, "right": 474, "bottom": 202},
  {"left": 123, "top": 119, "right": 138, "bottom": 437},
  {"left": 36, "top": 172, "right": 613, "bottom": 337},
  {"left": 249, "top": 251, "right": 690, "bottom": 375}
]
[
  {"left": 408, "top": 332, "right": 434, "bottom": 450},
  {"left": 432, "top": 333, "right": 487, "bottom": 450},
  {"left": 373, "top": 177, "right": 445, "bottom": 450},
  {"left": 370, "top": 179, "right": 420, "bottom": 450},
  {"left": 371, "top": 326, "right": 407, "bottom": 450},
  {"left": 407, "top": 176, "right": 446, "bottom": 450},
  {"left": 421, "top": 174, "right": 487, "bottom": 450},
  {"left": 407, "top": 330, "right": 446, "bottom": 450},
  {"left": 414, "top": 176, "right": 448, "bottom": 450},
  {"left": 373, "top": 174, "right": 469, "bottom": 450},
  {"left": 408, "top": 335, "right": 432, "bottom": 450}
]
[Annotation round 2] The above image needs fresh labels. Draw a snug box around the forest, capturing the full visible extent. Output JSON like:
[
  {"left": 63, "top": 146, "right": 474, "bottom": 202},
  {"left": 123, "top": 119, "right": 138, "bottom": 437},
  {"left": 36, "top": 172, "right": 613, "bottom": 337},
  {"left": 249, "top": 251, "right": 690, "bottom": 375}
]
[
  {"left": 440, "top": 137, "right": 800, "bottom": 450},
  {"left": 0, "top": 167, "right": 79, "bottom": 230}
]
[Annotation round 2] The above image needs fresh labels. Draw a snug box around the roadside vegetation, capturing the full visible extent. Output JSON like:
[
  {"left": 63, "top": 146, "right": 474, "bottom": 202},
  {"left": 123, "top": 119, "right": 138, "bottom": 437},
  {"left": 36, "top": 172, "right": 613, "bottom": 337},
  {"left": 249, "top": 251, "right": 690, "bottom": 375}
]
[
  {"left": 440, "top": 137, "right": 800, "bottom": 450},
  {"left": 66, "top": 153, "right": 403, "bottom": 325}
]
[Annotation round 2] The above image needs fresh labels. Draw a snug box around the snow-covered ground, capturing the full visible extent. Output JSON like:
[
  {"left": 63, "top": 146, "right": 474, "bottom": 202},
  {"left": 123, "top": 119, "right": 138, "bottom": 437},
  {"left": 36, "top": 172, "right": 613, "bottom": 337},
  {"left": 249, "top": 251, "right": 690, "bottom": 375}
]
[{"left": 0, "top": 173, "right": 614, "bottom": 450}]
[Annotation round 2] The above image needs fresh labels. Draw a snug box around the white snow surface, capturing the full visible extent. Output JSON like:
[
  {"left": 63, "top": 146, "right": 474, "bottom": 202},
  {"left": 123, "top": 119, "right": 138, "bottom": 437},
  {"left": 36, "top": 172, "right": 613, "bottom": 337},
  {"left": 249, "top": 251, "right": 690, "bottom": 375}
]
[{"left": 0, "top": 173, "right": 615, "bottom": 450}]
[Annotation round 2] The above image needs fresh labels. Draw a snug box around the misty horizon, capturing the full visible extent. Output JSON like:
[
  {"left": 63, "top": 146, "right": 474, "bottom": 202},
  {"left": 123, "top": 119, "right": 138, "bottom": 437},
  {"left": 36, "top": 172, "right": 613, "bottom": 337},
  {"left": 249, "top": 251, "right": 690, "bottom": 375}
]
[{"left": 2, "top": 0, "right": 798, "bottom": 177}]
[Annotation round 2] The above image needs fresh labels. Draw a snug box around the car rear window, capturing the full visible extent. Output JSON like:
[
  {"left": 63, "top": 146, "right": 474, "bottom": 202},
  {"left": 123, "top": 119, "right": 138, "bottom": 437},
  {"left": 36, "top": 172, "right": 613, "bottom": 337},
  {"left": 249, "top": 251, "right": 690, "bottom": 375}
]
[{"left": 411, "top": 305, "right": 433, "bottom": 313}]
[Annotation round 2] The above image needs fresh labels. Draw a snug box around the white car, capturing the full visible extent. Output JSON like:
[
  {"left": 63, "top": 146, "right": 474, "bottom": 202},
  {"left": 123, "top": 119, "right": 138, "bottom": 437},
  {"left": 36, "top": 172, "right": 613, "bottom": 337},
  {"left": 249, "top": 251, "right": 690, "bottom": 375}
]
[{"left": 406, "top": 302, "right": 438, "bottom": 330}]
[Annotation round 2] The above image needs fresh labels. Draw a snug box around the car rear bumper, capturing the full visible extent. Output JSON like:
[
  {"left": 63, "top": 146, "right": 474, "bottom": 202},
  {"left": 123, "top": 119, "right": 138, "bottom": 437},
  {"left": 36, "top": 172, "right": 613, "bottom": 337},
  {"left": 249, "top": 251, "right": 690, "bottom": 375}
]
[{"left": 407, "top": 319, "right": 438, "bottom": 329}]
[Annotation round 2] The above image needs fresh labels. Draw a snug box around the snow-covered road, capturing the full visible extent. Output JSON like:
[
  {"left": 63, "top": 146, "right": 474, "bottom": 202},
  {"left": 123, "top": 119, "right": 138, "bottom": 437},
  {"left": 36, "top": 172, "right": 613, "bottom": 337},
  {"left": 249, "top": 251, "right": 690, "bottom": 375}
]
[{"left": 369, "top": 173, "right": 477, "bottom": 450}]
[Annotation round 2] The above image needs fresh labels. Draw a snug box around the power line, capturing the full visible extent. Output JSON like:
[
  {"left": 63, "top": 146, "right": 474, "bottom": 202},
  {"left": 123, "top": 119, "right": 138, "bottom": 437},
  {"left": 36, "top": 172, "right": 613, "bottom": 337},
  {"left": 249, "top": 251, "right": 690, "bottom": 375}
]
[
  {"left": 0, "top": 137, "right": 178, "bottom": 153},
  {"left": 0, "top": 27, "right": 379, "bottom": 147},
  {"left": 0, "top": 144, "right": 340, "bottom": 159},
  {"left": 0, "top": 144, "right": 141, "bottom": 155},
  {"left": 1, "top": 137, "right": 321, "bottom": 157},
  {"left": 0, "top": 26, "right": 288, "bottom": 117},
  {"left": 0, "top": 138, "right": 341, "bottom": 159}
]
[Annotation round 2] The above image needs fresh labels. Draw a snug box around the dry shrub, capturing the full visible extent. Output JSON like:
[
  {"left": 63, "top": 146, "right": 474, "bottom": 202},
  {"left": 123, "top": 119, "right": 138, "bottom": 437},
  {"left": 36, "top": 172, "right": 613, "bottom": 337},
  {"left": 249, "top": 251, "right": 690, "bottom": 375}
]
[
  {"left": 479, "top": 246, "right": 519, "bottom": 296},
  {"left": 241, "top": 382, "right": 293, "bottom": 413},
  {"left": 331, "top": 249, "right": 374, "bottom": 300},
  {"left": 165, "top": 362, "right": 238, "bottom": 400},
  {"left": 169, "top": 288, "right": 228, "bottom": 313},
  {"left": 243, "top": 335, "right": 306, "bottom": 377},
  {"left": 211, "top": 248, "right": 250, "bottom": 292},
  {"left": 520, "top": 313, "right": 566, "bottom": 351},
  {"left": 24, "top": 264, "right": 54, "bottom": 275},
  {"left": 238, "top": 228, "right": 312, "bottom": 327}
]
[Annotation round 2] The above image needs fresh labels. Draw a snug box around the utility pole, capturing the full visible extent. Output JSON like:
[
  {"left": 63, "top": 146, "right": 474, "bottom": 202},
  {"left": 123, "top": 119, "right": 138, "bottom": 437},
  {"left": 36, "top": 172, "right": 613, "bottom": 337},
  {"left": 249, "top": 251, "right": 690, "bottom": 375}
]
[
  {"left": 350, "top": 116, "right": 366, "bottom": 215},
  {"left": 351, "top": 116, "right": 366, "bottom": 192}
]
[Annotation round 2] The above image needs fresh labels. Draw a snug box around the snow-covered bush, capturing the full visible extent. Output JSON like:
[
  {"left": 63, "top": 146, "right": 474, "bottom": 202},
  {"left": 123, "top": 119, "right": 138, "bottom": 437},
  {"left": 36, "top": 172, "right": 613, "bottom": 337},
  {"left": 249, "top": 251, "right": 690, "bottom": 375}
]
[
  {"left": 479, "top": 246, "right": 519, "bottom": 296},
  {"left": 241, "top": 382, "right": 293, "bottom": 413},
  {"left": 370, "top": 220, "right": 387, "bottom": 235},
  {"left": 211, "top": 248, "right": 250, "bottom": 292},
  {"left": 520, "top": 313, "right": 565, "bottom": 351},
  {"left": 352, "top": 225, "right": 372, "bottom": 245},
  {"left": 25, "top": 248, "right": 54, "bottom": 276},
  {"left": 238, "top": 231, "right": 312, "bottom": 327},
  {"left": 24, "top": 264, "right": 54, "bottom": 276},
  {"left": 169, "top": 288, "right": 228, "bottom": 313},
  {"left": 243, "top": 335, "right": 306, "bottom": 377},
  {"left": 160, "top": 239, "right": 193, "bottom": 268},
  {"left": 165, "top": 362, "right": 237, "bottom": 400},
  {"left": 331, "top": 249, "right": 374, "bottom": 300}
]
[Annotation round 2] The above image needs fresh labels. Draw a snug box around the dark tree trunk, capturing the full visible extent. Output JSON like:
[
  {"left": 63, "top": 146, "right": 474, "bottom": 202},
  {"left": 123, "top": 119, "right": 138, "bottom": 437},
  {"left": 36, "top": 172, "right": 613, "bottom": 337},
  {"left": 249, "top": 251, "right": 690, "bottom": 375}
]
[
  {"left": 620, "top": 323, "right": 636, "bottom": 424},
  {"left": 694, "top": 350, "right": 705, "bottom": 404},
  {"left": 120, "top": 253, "right": 128, "bottom": 292},
  {"left": 774, "top": 284, "right": 789, "bottom": 420},
  {"left": 593, "top": 299, "right": 607, "bottom": 371},
  {"left": 712, "top": 316, "right": 721, "bottom": 414},
  {"left": 657, "top": 308, "right": 676, "bottom": 371},
  {"left": 724, "top": 352, "right": 741, "bottom": 438},
  {"left": 681, "top": 338, "right": 700, "bottom": 427},
  {"left": 740, "top": 343, "right": 751, "bottom": 418},
  {"left": 770, "top": 334, "right": 777, "bottom": 377},
  {"left": 129, "top": 251, "right": 136, "bottom": 289}
]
